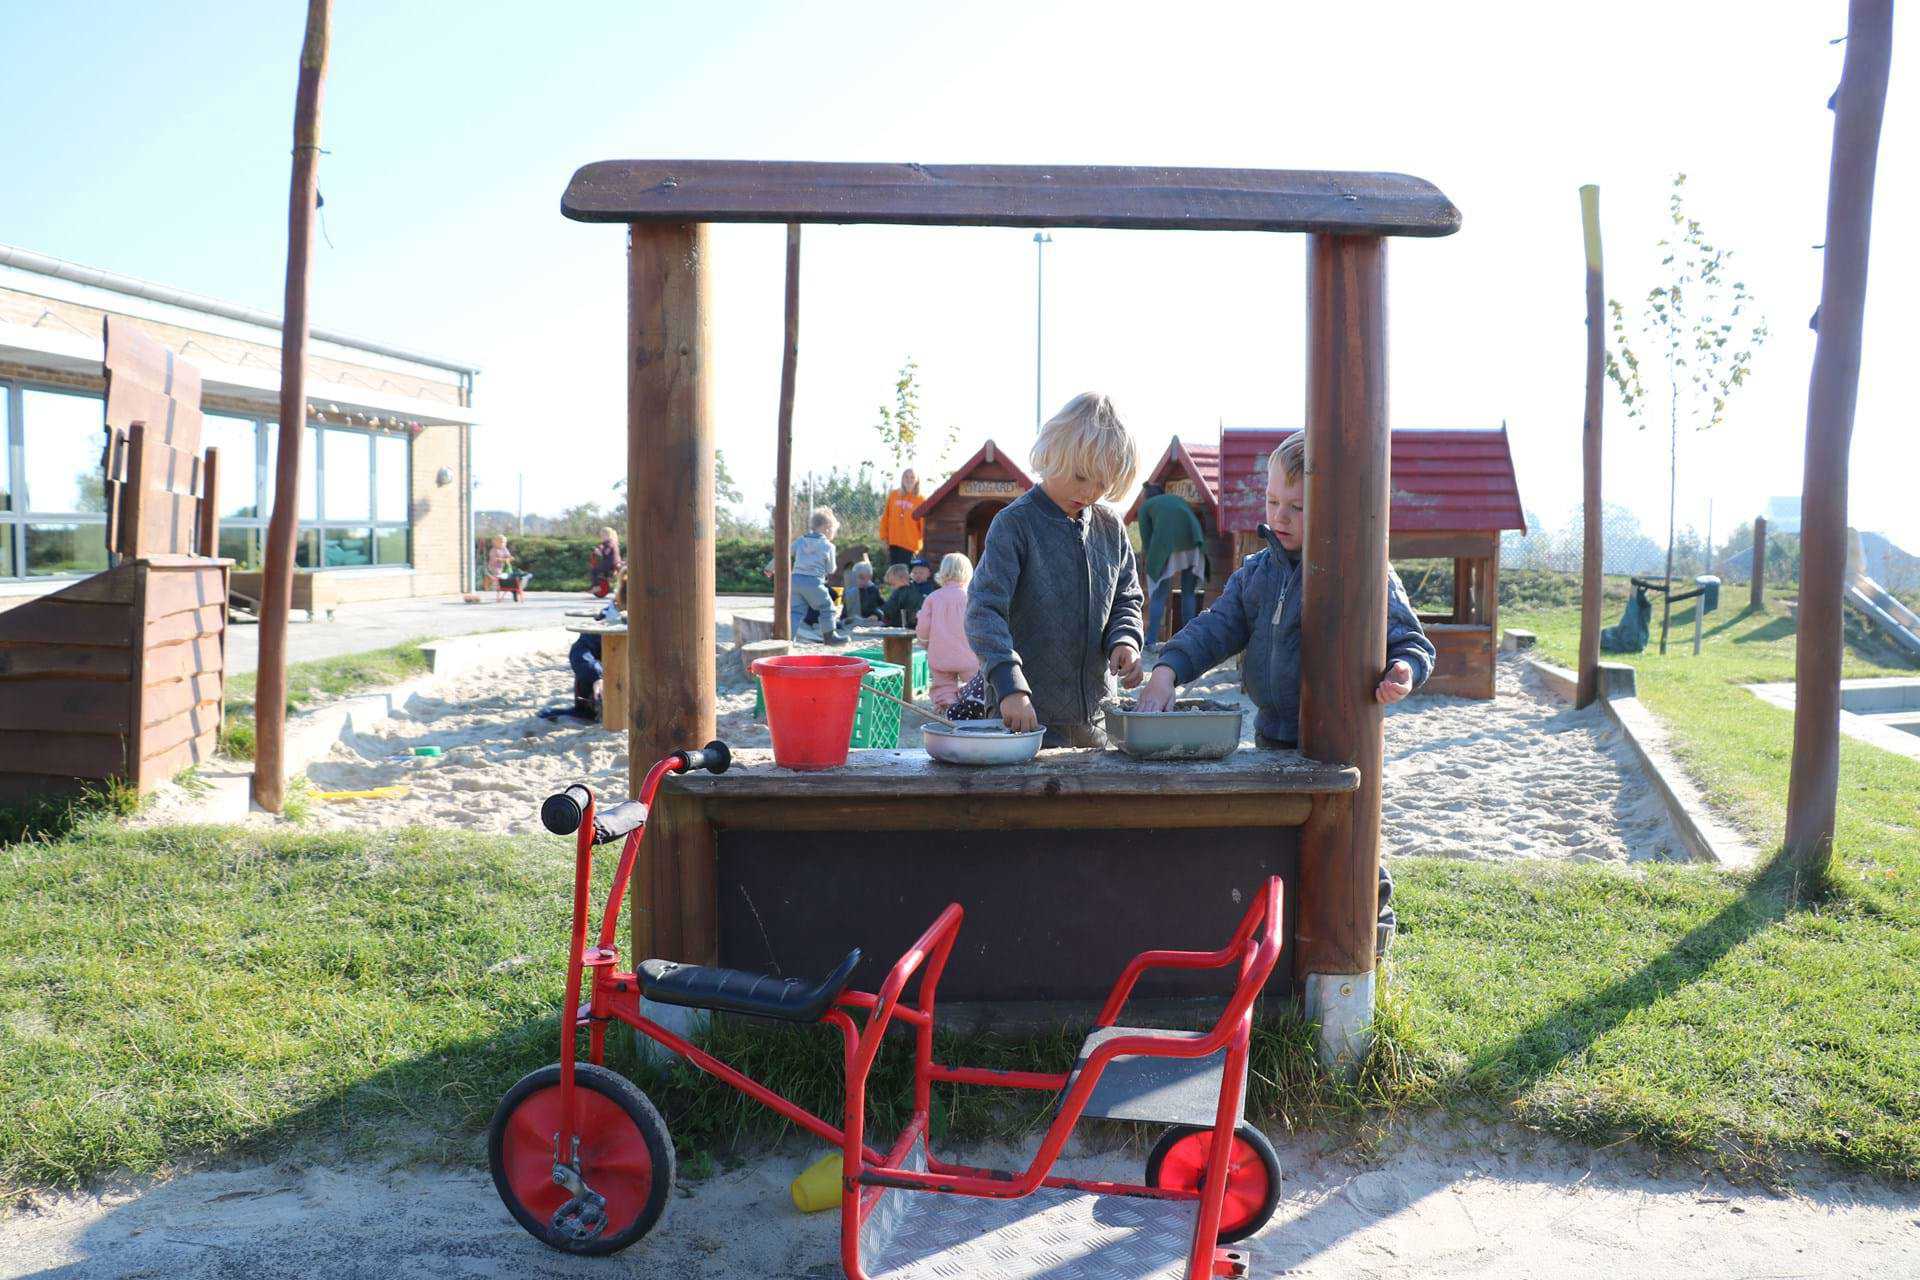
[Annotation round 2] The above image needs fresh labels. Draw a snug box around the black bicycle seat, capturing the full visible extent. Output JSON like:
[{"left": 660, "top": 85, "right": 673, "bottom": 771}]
[{"left": 637, "top": 949, "right": 862, "bottom": 1024}]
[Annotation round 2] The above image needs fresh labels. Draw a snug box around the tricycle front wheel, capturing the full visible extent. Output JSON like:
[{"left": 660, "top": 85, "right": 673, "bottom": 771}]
[
  {"left": 488, "top": 1062, "right": 675, "bottom": 1255},
  {"left": 1145, "top": 1122, "right": 1280, "bottom": 1243}
]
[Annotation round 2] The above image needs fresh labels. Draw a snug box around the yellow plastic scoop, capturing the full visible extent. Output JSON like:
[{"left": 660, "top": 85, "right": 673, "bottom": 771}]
[{"left": 315, "top": 785, "right": 411, "bottom": 802}]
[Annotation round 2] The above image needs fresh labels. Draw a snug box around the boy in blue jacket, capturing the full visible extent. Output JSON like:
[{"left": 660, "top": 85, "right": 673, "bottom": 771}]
[{"left": 1136, "top": 431, "right": 1435, "bottom": 952}]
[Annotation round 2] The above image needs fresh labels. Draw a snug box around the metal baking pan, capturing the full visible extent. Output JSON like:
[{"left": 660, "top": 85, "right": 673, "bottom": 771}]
[
  {"left": 1103, "top": 699, "right": 1245, "bottom": 761},
  {"left": 921, "top": 718, "right": 1045, "bottom": 766}
]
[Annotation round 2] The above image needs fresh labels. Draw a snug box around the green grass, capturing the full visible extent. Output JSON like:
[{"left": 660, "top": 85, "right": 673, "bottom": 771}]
[
  {"left": 221, "top": 638, "right": 435, "bottom": 760},
  {"left": 2, "top": 600, "right": 1917, "bottom": 1192},
  {"left": 0, "top": 820, "right": 1352, "bottom": 1195}
]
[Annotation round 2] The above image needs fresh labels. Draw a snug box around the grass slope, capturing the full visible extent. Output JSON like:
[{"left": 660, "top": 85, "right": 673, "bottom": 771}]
[{"left": 220, "top": 639, "right": 435, "bottom": 760}]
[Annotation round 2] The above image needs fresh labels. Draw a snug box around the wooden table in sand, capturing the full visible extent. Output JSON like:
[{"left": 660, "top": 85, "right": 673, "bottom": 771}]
[
  {"left": 640, "top": 746, "right": 1359, "bottom": 1016},
  {"left": 847, "top": 625, "right": 916, "bottom": 674},
  {"left": 564, "top": 619, "right": 627, "bottom": 728}
]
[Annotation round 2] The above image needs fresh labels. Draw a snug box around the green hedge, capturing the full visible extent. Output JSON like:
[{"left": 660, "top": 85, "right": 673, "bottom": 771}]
[{"left": 479, "top": 537, "right": 775, "bottom": 594}]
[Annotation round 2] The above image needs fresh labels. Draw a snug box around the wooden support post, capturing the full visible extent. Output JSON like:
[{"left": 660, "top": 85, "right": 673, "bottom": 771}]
[
  {"left": 197, "top": 446, "right": 221, "bottom": 559},
  {"left": 1297, "top": 234, "right": 1388, "bottom": 1072},
  {"left": 1750, "top": 515, "right": 1767, "bottom": 609},
  {"left": 1786, "top": 0, "right": 1892, "bottom": 884},
  {"left": 628, "top": 221, "right": 717, "bottom": 962},
  {"left": 772, "top": 223, "right": 800, "bottom": 640},
  {"left": 1576, "top": 183, "right": 1605, "bottom": 708},
  {"left": 253, "top": 0, "right": 330, "bottom": 814}
]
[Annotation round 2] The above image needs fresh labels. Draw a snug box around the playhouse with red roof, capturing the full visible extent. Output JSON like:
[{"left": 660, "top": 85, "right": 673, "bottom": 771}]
[{"left": 1207, "top": 425, "right": 1525, "bottom": 699}]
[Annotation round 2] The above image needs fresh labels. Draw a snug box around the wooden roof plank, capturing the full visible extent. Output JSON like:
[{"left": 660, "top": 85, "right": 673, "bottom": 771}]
[{"left": 563, "top": 161, "right": 1461, "bottom": 237}]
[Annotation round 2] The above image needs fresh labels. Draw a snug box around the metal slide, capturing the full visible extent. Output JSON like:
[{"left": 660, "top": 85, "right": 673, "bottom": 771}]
[{"left": 1846, "top": 573, "right": 1920, "bottom": 660}]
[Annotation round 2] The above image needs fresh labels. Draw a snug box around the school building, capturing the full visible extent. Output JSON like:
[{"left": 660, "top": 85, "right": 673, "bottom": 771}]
[{"left": 0, "top": 243, "right": 479, "bottom": 606}]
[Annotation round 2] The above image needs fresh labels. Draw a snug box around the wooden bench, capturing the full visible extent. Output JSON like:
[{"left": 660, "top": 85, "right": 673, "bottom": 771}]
[{"left": 228, "top": 569, "right": 340, "bottom": 622}]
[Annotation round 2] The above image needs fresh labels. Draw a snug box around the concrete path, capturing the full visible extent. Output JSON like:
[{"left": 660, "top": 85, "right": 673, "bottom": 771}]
[{"left": 223, "top": 592, "right": 769, "bottom": 673}]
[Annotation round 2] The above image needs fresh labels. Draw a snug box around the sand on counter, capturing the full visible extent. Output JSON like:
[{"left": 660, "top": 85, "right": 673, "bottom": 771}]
[{"left": 6, "top": 1119, "right": 1914, "bottom": 1279}]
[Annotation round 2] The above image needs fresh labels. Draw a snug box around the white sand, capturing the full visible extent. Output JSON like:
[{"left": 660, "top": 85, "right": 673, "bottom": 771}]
[
  {"left": 1168, "top": 652, "right": 1685, "bottom": 863},
  {"left": 149, "top": 633, "right": 1686, "bottom": 866},
  {"left": 7, "top": 1119, "right": 1914, "bottom": 1278}
]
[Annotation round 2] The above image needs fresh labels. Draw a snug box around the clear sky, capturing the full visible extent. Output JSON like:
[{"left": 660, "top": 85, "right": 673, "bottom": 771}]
[{"left": 1, "top": 1, "right": 1912, "bottom": 549}]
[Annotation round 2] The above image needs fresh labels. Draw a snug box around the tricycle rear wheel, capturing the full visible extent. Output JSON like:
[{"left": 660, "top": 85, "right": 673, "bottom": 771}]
[
  {"left": 1145, "top": 1122, "right": 1280, "bottom": 1243},
  {"left": 488, "top": 1062, "right": 675, "bottom": 1255}
]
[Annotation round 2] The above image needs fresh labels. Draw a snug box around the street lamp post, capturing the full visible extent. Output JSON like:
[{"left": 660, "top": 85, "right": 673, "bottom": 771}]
[{"left": 1033, "top": 232, "right": 1053, "bottom": 428}]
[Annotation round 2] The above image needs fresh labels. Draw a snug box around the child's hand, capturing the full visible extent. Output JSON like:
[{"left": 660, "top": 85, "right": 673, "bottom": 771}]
[
  {"left": 999, "top": 692, "right": 1040, "bottom": 733},
  {"left": 1108, "top": 643, "right": 1144, "bottom": 689},
  {"left": 1134, "top": 665, "right": 1178, "bottom": 712},
  {"left": 1375, "top": 660, "right": 1414, "bottom": 705}
]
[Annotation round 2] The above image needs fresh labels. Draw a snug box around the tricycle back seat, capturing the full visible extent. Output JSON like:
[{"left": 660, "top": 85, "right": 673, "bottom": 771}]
[
  {"left": 1060, "top": 1025, "right": 1245, "bottom": 1128},
  {"left": 638, "top": 948, "right": 862, "bottom": 1023}
]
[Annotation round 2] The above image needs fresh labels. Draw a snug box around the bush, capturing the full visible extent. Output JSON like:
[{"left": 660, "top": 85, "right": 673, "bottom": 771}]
[{"left": 482, "top": 537, "right": 776, "bottom": 595}]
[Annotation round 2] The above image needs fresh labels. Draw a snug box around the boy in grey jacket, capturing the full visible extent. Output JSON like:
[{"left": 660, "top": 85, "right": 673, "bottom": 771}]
[
  {"left": 966, "top": 393, "right": 1146, "bottom": 747},
  {"left": 1136, "top": 432, "right": 1433, "bottom": 954}
]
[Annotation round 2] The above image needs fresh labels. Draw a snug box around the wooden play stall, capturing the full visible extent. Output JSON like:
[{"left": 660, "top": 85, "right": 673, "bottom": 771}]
[
  {"left": 561, "top": 161, "right": 1460, "bottom": 1061},
  {"left": 1123, "top": 436, "right": 1233, "bottom": 642},
  {"left": 0, "top": 321, "right": 230, "bottom": 800},
  {"left": 912, "top": 438, "right": 1032, "bottom": 565},
  {"left": 1219, "top": 426, "right": 1523, "bottom": 700}
]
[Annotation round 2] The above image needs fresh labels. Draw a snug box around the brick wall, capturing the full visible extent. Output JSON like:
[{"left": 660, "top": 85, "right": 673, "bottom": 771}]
[{"left": 408, "top": 423, "right": 466, "bottom": 595}]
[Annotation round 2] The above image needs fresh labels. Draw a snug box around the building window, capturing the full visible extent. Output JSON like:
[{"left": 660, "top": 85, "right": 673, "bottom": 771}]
[{"left": 1, "top": 380, "right": 413, "bottom": 580}]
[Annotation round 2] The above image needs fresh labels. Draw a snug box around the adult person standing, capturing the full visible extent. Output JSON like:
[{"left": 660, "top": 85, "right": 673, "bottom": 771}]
[
  {"left": 877, "top": 467, "right": 925, "bottom": 568},
  {"left": 1136, "top": 481, "right": 1207, "bottom": 648}
]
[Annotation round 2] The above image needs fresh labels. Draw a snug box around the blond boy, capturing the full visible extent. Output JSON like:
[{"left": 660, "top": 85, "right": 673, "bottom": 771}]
[{"left": 965, "top": 393, "right": 1146, "bottom": 747}]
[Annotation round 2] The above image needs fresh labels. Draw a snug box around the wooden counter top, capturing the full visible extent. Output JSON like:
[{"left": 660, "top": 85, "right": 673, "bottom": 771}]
[{"left": 664, "top": 746, "right": 1359, "bottom": 798}]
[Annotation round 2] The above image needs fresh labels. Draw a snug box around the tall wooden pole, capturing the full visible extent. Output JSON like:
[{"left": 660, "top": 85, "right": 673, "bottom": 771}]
[
  {"left": 1784, "top": 0, "right": 1892, "bottom": 882},
  {"left": 1297, "top": 234, "right": 1388, "bottom": 1072},
  {"left": 772, "top": 224, "right": 800, "bottom": 640},
  {"left": 1750, "top": 515, "right": 1767, "bottom": 610},
  {"left": 1576, "top": 184, "right": 1605, "bottom": 709},
  {"left": 628, "top": 222, "right": 717, "bottom": 964},
  {"left": 252, "top": 0, "right": 330, "bottom": 813}
]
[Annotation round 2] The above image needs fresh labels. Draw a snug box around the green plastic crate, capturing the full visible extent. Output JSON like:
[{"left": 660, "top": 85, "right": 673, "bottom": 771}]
[
  {"left": 753, "top": 657, "right": 904, "bottom": 750},
  {"left": 849, "top": 645, "right": 929, "bottom": 701}
]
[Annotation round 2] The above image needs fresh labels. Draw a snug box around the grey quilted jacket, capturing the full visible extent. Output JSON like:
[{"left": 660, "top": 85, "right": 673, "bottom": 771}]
[
  {"left": 965, "top": 487, "right": 1144, "bottom": 735},
  {"left": 1157, "top": 544, "right": 1435, "bottom": 745}
]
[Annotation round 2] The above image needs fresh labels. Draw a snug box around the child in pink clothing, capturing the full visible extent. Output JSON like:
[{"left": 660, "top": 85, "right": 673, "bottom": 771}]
[{"left": 916, "top": 553, "right": 981, "bottom": 710}]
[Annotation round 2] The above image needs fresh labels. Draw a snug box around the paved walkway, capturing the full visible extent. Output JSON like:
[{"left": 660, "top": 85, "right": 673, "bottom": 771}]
[{"left": 223, "top": 592, "right": 770, "bottom": 673}]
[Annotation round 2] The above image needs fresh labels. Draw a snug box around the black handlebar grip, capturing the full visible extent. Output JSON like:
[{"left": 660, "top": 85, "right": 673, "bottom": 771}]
[
  {"left": 540, "top": 783, "right": 593, "bottom": 836},
  {"left": 677, "top": 739, "right": 732, "bottom": 775}
]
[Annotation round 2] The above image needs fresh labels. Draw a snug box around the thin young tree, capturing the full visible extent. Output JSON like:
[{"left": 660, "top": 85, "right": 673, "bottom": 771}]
[
  {"left": 873, "top": 357, "right": 923, "bottom": 473},
  {"left": 1605, "top": 174, "right": 1769, "bottom": 653}
]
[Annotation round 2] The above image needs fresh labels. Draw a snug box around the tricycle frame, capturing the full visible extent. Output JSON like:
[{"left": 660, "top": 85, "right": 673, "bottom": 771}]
[{"left": 551, "top": 757, "right": 1283, "bottom": 1280}]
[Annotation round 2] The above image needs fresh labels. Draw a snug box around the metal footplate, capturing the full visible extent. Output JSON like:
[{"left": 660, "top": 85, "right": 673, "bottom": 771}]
[{"left": 860, "top": 1137, "right": 1247, "bottom": 1280}]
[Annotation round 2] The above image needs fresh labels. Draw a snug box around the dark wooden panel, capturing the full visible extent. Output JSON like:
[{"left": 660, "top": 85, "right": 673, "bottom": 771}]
[
  {"left": 105, "top": 429, "right": 202, "bottom": 497},
  {"left": 1388, "top": 530, "right": 1497, "bottom": 560},
  {"left": 145, "top": 604, "right": 225, "bottom": 647},
  {"left": 105, "top": 376, "right": 202, "bottom": 453},
  {"left": 701, "top": 792, "right": 1312, "bottom": 832},
  {"left": 0, "top": 730, "right": 125, "bottom": 779},
  {"left": 0, "top": 600, "right": 135, "bottom": 647},
  {"left": 0, "top": 679, "right": 133, "bottom": 732},
  {"left": 144, "top": 636, "right": 223, "bottom": 684},
  {"left": 34, "top": 566, "right": 138, "bottom": 606},
  {"left": 141, "top": 702, "right": 221, "bottom": 760},
  {"left": 564, "top": 161, "right": 1461, "bottom": 238},
  {"left": 1421, "top": 624, "right": 1496, "bottom": 700},
  {"left": 0, "top": 643, "right": 134, "bottom": 680},
  {"left": 137, "top": 727, "right": 218, "bottom": 792},
  {"left": 716, "top": 826, "right": 1298, "bottom": 1003},
  {"left": 145, "top": 567, "right": 226, "bottom": 620},
  {"left": 143, "top": 673, "right": 222, "bottom": 726}
]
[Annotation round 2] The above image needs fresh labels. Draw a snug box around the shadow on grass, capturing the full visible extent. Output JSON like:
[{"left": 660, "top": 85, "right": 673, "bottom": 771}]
[{"left": 1732, "top": 614, "right": 1797, "bottom": 646}]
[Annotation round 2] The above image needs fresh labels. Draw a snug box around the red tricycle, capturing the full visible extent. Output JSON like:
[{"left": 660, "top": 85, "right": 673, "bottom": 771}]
[{"left": 489, "top": 742, "right": 1286, "bottom": 1280}]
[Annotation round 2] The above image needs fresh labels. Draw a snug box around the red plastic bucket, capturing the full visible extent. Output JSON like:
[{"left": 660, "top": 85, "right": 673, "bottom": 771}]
[{"left": 752, "top": 655, "right": 870, "bottom": 771}]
